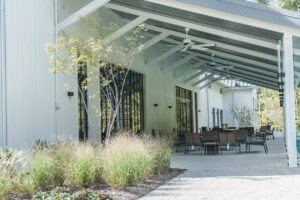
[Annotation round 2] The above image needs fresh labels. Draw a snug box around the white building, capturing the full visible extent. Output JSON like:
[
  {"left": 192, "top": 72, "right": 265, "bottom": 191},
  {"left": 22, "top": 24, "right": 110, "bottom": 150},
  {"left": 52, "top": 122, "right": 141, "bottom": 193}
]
[{"left": 0, "top": 0, "right": 299, "bottom": 167}]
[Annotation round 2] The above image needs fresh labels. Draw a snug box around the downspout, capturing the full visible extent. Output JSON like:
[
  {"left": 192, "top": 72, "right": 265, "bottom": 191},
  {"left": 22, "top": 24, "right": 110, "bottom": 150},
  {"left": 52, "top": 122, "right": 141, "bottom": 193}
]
[{"left": 0, "top": 0, "right": 7, "bottom": 147}]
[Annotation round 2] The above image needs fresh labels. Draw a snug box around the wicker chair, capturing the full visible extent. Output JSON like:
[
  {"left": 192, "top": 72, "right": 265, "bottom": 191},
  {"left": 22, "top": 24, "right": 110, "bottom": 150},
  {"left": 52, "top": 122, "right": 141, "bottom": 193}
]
[{"left": 202, "top": 131, "right": 219, "bottom": 155}]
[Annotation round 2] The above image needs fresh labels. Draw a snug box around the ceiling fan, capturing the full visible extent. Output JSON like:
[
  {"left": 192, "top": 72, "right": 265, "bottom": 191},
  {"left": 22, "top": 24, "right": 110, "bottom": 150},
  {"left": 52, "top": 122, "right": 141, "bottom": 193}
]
[{"left": 170, "top": 27, "right": 216, "bottom": 52}]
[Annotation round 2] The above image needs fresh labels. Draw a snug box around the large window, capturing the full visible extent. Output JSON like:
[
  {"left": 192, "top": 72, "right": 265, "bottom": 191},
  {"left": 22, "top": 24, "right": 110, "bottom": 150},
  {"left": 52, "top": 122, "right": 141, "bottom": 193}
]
[
  {"left": 176, "top": 86, "right": 193, "bottom": 133},
  {"left": 78, "top": 64, "right": 88, "bottom": 141},
  {"left": 101, "top": 69, "right": 144, "bottom": 139}
]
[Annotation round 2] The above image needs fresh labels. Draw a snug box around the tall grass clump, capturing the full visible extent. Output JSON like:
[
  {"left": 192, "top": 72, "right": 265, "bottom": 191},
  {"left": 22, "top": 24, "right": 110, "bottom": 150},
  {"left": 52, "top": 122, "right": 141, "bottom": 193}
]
[
  {"left": 68, "top": 143, "right": 102, "bottom": 187},
  {"left": 0, "top": 148, "right": 33, "bottom": 199},
  {"left": 102, "top": 133, "right": 155, "bottom": 188},
  {"left": 30, "top": 139, "right": 73, "bottom": 189},
  {"left": 147, "top": 137, "right": 172, "bottom": 173}
]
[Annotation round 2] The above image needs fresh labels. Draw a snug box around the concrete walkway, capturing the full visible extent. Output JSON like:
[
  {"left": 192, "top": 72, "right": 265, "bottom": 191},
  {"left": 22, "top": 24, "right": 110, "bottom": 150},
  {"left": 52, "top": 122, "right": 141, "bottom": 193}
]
[{"left": 141, "top": 134, "right": 300, "bottom": 200}]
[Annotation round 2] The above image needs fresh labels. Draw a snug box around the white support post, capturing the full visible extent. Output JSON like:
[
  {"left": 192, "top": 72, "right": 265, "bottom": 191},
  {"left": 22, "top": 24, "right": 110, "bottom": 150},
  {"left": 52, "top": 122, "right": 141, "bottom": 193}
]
[
  {"left": 58, "top": 0, "right": 110, "bottom": 30},
  {"left": 132, "top": 33, "right": 168, "bottom": 55},
  {"left": 102, "top": 16, "right": 148, "bottom": 45},
  {"left": 192, "top": 73, "right": 216, "bottom": 87},
  {"left": 283, "top": 33, "right": 297, "bottom": 167},
  {"left": 146, "top": 47, "right": 179, "bottom": 66},
  {"left": 162, "top": 54, "right": 195, "bottom": 72}
]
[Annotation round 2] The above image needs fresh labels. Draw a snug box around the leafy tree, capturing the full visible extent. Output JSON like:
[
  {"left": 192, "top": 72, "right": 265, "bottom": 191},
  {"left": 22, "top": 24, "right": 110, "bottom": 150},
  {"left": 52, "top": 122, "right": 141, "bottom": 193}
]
[
  {"left": 231, "top": 105, "right": 253, "bottom": 127},
  {"left": 281, "top": 0, "right": 300, "bottom": 10},
  {"left": 46, "top": 15, "right": 147, "bottom": 141},
  {"left": 257, "top": 88, "right": 283, "bottom": 130}
]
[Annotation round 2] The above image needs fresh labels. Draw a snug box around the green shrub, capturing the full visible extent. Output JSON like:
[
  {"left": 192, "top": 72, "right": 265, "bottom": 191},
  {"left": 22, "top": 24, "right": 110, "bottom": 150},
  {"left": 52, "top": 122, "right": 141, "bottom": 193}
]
[
  {"left": 68, "top": 143, "right": 101, "bottom": 187},
  {"left": 20, "top": 175, "right": 35, "bottom": 197},
  {"left": 48, "top": 142, "right": 73, "bottom": 186},
  {"left": 0, "top": 175, "right": 9, "bottom": 199},
  {"left": 102, "top": 134, "right": 154, "bottom": 188},
  {"left": 148, "top": 138, "right": 171, "bottom": 173},
  {"left": 29, "top": 153, "right": 53, "bottom": 190}
]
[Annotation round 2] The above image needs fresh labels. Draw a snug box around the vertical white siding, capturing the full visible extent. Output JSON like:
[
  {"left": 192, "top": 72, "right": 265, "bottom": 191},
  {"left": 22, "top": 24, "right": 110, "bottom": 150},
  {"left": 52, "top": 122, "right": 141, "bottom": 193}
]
[{"left": 6, "top": 0, "right": 56, "bottom": 148}]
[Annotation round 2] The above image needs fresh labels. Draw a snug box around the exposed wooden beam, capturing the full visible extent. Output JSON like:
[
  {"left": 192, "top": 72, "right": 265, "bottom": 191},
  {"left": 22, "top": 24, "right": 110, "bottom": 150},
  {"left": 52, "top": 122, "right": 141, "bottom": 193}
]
[
  {"left": 215, "top": 70, "right": 278, "bottom": 87},
  {"left": 192, "top": 73, "right": 217, "bottom": 87},
  {"left": 102, "top": 16, "right": 148, "bottom": 45},
  {"left": 105, "top": 3, "right": 278, "bottom": 50},
  {"left": 58, "top": 0, "right": 110, "bottom": 30},
  {"left": 174, "top": 61, "right": 204, "bottom": 79},
  {"left": 162, "top": 54, "right": 196, "bottom": 72},
  {"left": 146, "top": 47, "right": 179, "bottom": 66},
  {"left": 193, "top": 53, "right": 278, "bottom": 77},
  {"left": 132, "top": 32, "right": 169, "bottom": 55},
  {"left": 146, "top": 24, "right": 278, "bottom": 62},
  {"left": 199, "top": 76, "right": 224, "bottom": 90}
]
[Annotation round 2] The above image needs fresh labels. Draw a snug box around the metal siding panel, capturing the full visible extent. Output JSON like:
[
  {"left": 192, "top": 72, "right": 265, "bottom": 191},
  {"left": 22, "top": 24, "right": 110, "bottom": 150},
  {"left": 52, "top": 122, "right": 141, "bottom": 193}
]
[{"left": 6, "top": 0, "right": 56, "bottom": 148}]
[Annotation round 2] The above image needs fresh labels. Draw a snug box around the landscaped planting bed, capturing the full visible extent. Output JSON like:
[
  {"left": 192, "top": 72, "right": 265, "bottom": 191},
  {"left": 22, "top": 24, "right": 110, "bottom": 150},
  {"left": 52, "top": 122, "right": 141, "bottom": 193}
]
[{"left": 0, "top": 132, "right": 183, "bottom": 200}]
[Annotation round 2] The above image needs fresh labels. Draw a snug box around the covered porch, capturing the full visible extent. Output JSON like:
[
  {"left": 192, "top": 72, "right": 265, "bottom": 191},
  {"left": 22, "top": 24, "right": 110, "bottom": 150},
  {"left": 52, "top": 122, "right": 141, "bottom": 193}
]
[
  {"left": 141, "top": 133, "right": 300, "bottom": 200},
  {"left": 57, "top": 0, "right": 300, "bottom": 167}
]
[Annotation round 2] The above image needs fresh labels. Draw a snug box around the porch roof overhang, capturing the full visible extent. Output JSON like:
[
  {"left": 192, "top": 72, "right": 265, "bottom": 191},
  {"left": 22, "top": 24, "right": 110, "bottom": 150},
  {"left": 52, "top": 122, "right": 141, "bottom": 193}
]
[{"left": 59, "top": 0, "right": 300, "bottom": 91}]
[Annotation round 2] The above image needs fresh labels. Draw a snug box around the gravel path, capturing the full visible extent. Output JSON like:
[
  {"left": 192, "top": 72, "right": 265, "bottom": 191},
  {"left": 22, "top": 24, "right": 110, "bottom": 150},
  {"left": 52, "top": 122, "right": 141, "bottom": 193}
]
[{"left": 141, "top": 133, "right": 300, "bottom": 200}]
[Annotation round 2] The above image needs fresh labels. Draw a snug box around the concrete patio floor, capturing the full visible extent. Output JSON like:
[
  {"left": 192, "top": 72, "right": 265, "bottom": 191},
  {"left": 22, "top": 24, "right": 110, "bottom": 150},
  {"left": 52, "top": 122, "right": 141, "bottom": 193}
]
[{"left": 141, "top": 133, "right": 300, "bottom": 200}]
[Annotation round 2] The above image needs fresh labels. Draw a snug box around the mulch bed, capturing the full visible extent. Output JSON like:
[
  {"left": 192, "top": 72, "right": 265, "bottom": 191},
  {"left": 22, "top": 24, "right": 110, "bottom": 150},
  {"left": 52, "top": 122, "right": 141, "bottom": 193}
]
[
  {"left": 7, "top": 168, "right": 185, "bottom": 200},
  {"left": 92, "top": 168, "right": 186, "bottom": 200}
]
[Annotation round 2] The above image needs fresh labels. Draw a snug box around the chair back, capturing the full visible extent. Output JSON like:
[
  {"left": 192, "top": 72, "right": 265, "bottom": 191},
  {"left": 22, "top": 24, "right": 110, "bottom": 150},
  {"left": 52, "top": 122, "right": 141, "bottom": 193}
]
[
  {"left": 260, "top": 126, "right": 268, "bottom": 132},
  {"left": 239, "top": 127, "right": 254, "bottom": 135},
  {"left": 184, "top": 133, "right": 193, "bottom": 145},
  {"left": 202, "top": 131, "right": 218, "bottom": 142},
  {"left": 201, "top": 127, "right": 207, "bottom": 132},
  {"left": 193, "top": 133, "right": 201, "bottom": 145},
  {"left": 219, "top": 133, "right": 228, "bottom": 145},
  {"left": 227, "top": 133, "right": 236, "bottom": 145},
  {"left": 235, "top": 130, "right": 248, "bottom": 143}
]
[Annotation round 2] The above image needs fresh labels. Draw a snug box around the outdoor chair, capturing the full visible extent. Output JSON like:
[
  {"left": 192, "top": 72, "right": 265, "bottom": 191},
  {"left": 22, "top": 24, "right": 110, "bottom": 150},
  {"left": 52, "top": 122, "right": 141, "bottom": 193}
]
[
  {"left": 202, "top": 131, "right": 219, "bottom": 155},
  {"left": 235, "top": 130, "right": 248, "bottom": 153},
  {"left": 218, "top": 133, "right": 239, "bottom": 154},
  {"left": 184, "top": 133, "right": 193, "bottom": 155},
  {"left": 246, "top": 133, "right": 268, "bottom": 153},
  {"left": 266, "top": 127, "right": 275, "bottom": 140},
  {"left": 183, "top": 133, "right": 203, "bottom": 155},
  {"left": 218, "top": 133, "right": 228, "bottom": 154},
  {"left": 239, "top": 127, "right": 254, "bottom": 136},
  {"left": 201, "top": 127, "right": 208, "bottom": 132}
]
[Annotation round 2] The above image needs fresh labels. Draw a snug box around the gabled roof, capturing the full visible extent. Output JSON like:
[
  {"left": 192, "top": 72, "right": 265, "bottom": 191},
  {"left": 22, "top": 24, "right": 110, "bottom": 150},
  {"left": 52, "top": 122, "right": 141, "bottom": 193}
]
[{"left": 179, "top": 0, "right": 300, "bottom": 29}]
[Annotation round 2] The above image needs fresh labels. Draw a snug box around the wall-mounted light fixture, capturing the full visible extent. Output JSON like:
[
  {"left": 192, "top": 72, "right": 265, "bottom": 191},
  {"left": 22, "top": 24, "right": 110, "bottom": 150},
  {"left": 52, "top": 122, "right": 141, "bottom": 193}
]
[
  {"left": 67, "top": 91, "right": 74, "bottom": 97},
  {"left": 154, "top": 104, "right": 158, "bottom": 107}
]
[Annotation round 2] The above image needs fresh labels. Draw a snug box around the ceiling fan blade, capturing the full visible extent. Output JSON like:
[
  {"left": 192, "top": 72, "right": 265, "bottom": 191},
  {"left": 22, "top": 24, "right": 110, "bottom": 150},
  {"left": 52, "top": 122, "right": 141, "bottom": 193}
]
[
  {"left": 190, "top": 45, "right": 209, "bottom": 51},
  {"left": 198, "top": 43, "right": 216, "bottom": 48},
  {"left": 180, "top": 46, "right": 189, "bottom": 52}
]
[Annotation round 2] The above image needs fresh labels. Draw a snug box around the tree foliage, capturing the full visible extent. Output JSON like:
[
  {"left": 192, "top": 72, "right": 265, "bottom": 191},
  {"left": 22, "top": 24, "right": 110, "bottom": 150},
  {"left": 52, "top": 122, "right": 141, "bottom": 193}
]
[
  {"left": 257, "top": 88, "right": 283, "bottom": 130},
  {"left": 231, "top": 105, "right": 253, "bottom": 127},
  {"left": 46, "top": 15, "right": 147, "bottom": 141},
  {"left": 256, "top": 0, "right": 300, "bottom": 10}
]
